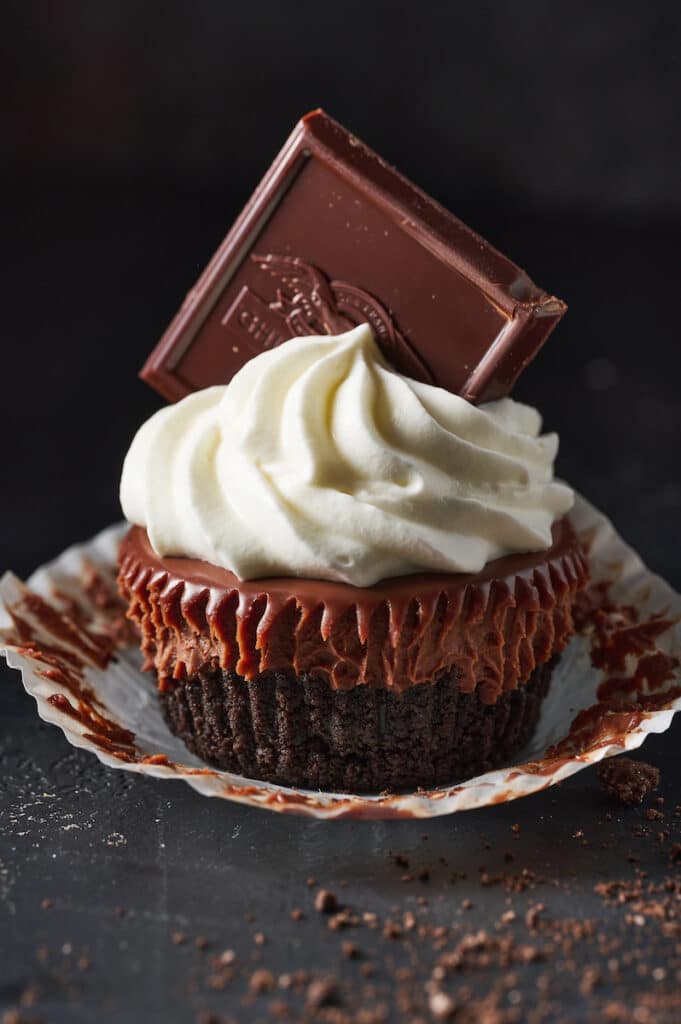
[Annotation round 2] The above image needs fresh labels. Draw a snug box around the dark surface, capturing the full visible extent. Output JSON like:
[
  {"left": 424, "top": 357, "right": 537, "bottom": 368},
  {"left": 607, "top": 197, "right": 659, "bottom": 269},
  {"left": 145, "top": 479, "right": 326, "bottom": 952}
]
[
  {"left": 2, "top": 5, "right": 681, "bottom": 1020},
  {"left": 5, "top": 2, "right": 681, "bottom": 219},
  {"left": 1, "top": 668, "right": 680, "bottom": 1023}
]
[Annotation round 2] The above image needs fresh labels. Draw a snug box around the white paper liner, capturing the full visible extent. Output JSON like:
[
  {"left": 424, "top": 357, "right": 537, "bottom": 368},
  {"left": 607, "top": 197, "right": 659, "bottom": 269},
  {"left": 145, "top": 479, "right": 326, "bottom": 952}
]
[{"left": 1, "top": 493, "right": 680, "bottom": 819}]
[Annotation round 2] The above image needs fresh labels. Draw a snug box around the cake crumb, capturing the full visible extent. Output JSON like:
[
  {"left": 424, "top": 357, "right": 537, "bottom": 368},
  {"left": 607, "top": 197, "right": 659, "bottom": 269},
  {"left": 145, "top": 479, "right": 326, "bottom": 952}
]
[
  {"left": 214, "top": 949, "right": 236, "bottom": 967},
  {"left": 597, "top": 758, "right": 660, "bottom": 805},
  {"left": 525, "top": 902, "right": 545, "bottom": 931},
  {"left": 429, "top": 990, "right": 456, "bottom": 1020},
  {"left": 249, "top": 969, "right": 275, "bottom": 994},
  {"left": 306, "top": 977, "right": 338, "bottom": 1010},
  {"left": 314, "top": 889, "right": 338, "bottom": 913}
]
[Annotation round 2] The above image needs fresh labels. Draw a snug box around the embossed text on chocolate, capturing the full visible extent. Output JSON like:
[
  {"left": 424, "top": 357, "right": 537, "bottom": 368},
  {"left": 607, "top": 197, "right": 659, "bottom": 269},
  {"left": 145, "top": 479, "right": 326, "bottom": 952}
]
[{"left": 220, "top": 285, "right": 293, "bottom": 357}]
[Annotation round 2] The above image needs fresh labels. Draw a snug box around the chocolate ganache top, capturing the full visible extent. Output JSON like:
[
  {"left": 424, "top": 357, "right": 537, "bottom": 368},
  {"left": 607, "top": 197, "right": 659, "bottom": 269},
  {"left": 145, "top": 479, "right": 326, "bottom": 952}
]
[{"left": 118, "top": 518, "right": 588, "bottom": 699}]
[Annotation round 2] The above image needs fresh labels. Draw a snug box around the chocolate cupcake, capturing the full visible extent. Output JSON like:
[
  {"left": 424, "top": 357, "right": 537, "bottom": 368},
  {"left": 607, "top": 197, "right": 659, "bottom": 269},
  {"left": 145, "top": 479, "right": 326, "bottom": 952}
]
[{"left": 118, "top": 326, "right": 588, "bottom": 792}]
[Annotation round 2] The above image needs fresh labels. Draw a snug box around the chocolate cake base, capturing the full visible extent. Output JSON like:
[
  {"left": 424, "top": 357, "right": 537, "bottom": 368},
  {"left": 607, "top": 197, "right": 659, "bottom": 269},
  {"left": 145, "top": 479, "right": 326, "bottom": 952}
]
[{"left": 159, "top": 661, "right": 555, "bottom": 793}]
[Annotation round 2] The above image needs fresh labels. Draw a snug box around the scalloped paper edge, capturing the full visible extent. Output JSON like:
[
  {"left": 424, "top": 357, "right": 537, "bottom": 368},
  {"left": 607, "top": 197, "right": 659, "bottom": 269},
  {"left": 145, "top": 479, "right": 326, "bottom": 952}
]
[{"left": 1, "top": 493, "right": 680, "bottom": 819}]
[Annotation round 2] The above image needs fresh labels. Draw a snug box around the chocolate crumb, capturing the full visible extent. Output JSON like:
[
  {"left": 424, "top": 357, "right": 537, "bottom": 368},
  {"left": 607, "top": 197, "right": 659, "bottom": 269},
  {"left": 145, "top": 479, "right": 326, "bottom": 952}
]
[
  {"left": 276, "top": 970, "right": 310, "bottom": 992},
  {"left": 206, "top": 971, "right": 234, "bottom": 991},
  {"left": 171, "top": 931, "right": 188, "bottom": 946},
  {"left": 328, "top": 909, "right": 360, "bottom": 930},
  {"left": 214, "top": 949, "right": 236, "bottom": 967},
  {"left": 580, "top": 966, "right": 602, "bottom": 995},
  {"left": 342, "top": 941, "right": 360, "bottom": 959},
  {"left": 429, "top": 990, "right": 456, "bottom": 1020},
  {"left": 290, "top": 908, "right": 304, "bottom": 921},
  {"left": 597, "top": 758, "right": 660, "bottom": 805},
  {"left": 194, "top": 936, "right": 210, "bottom": 951},
  {"left": 306, "top": 977, "right": 338, "bottom": 1010},
  {"left": 315, "top": 889, "right": 339, "bottom": 913},
  {"left": 254, "top": 931, "right": 266, "bottom": 946},
  {"left": 525, "top": 902, "right": 545, "bottom": 931},
  {"left": 18, "top": 989, "right": 39, "bottom": 1010},
  {"left": 382, "top": 919, "right": 402, "bottom": 939},
  {"left": 39, "top": 898, "right": 53, "bottom": 910},
  {"left": 249, "top": 969, "right": 275, "bottom": 994}
]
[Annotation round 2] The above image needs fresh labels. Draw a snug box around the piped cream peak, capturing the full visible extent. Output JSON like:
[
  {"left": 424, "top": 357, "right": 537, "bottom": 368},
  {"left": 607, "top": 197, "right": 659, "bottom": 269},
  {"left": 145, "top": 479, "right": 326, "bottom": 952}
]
[{"left": 121, "top": 325, "right": 573, "bottom": 586}]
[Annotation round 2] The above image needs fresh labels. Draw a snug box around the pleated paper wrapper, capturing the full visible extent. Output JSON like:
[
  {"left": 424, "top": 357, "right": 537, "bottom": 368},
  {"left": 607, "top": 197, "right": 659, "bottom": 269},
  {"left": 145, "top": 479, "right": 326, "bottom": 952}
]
[{"left": 1, "top": 494, "right": 679, "bottom": 819}]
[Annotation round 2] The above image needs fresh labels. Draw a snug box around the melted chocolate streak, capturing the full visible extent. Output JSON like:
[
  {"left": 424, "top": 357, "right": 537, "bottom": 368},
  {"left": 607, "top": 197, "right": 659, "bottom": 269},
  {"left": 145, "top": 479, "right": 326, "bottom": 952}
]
[
  {"left": 1, "top": 544, "right": 679, "bottom": 816},
  {"left": 2, "top": 572, "right": 140, "bottom": 760},
  {"left": 516, "top": 580, "right": 680, "bottom": 780}
]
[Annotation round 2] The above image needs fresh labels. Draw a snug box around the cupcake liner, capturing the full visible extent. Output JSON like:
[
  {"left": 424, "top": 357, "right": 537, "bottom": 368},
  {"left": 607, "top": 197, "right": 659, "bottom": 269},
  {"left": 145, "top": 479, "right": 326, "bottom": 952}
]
[
  {"left": 1, "top": 492, "right": 680, "bottom": 819},
  {"left": 157, "top": 660, "right": 553, "bottom": 793}
]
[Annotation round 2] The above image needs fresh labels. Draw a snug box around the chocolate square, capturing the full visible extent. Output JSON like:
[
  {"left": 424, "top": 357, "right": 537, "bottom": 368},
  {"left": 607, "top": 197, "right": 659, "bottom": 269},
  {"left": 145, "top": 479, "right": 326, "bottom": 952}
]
[{"left": 141, "top": 109, "right": 565, "bottom": 403}]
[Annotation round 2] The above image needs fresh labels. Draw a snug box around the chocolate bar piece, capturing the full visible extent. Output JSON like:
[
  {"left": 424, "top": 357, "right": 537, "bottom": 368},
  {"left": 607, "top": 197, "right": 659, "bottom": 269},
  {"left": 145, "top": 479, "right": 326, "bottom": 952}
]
[{"left": 141, "top": 109, "right": 566, "bottom": 404}]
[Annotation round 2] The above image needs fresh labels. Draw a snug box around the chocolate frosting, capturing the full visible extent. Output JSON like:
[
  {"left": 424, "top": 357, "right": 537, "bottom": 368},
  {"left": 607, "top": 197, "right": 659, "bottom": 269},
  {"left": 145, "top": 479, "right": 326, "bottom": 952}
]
[{"left": 118, "top": 520, "right": 588, "bottom": 701}]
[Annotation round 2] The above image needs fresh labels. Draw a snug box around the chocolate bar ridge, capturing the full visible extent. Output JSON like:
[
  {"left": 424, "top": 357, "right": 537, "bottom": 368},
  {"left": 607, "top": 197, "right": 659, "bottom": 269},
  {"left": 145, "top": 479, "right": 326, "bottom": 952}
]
[{"left": 141, "top": 109, "right": 566, "bottom": 403}]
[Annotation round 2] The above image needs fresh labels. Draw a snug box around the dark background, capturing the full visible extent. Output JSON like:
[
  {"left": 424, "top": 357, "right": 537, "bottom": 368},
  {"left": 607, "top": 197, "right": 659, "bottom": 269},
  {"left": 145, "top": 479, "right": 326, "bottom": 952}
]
[
  {"left": 2, "top": 0, "right": 680, "bottom": 585},
  {"left": 1, "top": 3, "right": 680, "bottom": 1022}
]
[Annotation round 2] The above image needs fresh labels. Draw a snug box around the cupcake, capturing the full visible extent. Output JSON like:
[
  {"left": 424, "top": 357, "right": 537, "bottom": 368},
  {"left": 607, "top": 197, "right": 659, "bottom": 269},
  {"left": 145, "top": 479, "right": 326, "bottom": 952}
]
[{"left": 117, "top": 325, "right": 588, "bottom": 792}]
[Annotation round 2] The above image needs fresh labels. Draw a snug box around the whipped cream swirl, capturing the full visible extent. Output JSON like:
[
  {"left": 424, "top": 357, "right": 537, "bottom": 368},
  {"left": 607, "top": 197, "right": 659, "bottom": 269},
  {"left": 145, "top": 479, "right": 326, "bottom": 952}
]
[{"left": 120, "top": 325, "right": 573, "bottom": 586}]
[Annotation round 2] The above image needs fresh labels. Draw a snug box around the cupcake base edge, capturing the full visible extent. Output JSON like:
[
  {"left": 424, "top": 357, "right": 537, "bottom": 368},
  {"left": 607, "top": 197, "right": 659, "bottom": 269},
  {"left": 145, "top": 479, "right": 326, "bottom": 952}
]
[{"left": 158, "top": 659, "right": 556, "bottom": 794}]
